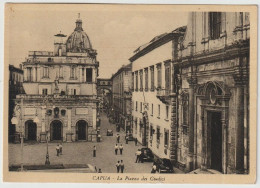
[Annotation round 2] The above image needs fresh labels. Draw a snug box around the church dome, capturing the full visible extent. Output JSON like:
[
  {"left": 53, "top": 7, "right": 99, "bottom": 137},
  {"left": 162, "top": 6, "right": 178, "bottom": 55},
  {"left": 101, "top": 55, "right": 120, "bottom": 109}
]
[{"left": 66, "top": 17, "right": 92, "bottom": 52}]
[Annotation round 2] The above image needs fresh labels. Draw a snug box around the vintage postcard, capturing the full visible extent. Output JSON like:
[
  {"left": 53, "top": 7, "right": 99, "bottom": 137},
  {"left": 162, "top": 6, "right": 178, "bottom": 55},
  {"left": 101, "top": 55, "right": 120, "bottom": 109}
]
[{"left": 3, "top": 3, "right": 257, "bottom": 184}]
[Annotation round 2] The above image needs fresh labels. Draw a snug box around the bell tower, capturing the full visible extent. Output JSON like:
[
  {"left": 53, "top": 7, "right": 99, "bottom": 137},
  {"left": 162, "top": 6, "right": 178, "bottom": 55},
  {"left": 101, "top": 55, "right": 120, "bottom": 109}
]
[{"left": 54, "top": 31, "right": 67, "bottom": 56}]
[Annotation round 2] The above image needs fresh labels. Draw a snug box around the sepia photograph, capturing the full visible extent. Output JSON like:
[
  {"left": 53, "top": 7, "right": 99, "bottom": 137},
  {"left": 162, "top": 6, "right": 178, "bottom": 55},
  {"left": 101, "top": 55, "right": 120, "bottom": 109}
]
[{"left": 3, "top": 3, "right": 257, "bottom": 184}]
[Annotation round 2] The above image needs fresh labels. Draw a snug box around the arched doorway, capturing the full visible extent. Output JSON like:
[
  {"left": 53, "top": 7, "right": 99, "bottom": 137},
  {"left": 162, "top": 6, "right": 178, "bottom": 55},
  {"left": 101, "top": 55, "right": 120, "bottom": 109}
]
[
  {"left": 76, "top": 120, "right": 87, "bottom": 141},
  {"left": 25, "top": 120, "right": 37, "bottom": 141},
  {"left": 50, "top": 120, "right": 63, "bottom": 141}
]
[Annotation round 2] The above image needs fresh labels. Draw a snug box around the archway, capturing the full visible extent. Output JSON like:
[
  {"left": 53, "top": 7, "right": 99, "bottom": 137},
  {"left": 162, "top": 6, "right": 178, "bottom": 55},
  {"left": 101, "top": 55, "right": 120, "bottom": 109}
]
[
  {"left": 50, "top": 120, "right": 63, "bottom": 141},
  {"left": 76, "top": 120, "right": 88, "bottom": 141},
  {"left": 25, "top": 120, "right": 37, "bottom": 141}
]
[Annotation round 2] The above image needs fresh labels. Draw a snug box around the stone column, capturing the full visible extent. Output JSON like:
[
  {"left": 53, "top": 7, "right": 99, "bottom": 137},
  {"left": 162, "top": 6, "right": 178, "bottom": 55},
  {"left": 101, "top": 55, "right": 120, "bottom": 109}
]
[
  {"left": 186, "top": 74, "right": 197, "bottom": 172},
  {"left": 200, "top": 106, "right": 207, "bottom": 170},
  {"left": 79, "top": 67, "right": 82, "bottom": 82},
  {"left": 169, "top": 93, "right": 178, "bottom": 164},
  {"left": 233, "top": 58, "right": 248, "bottom": 173},
  {"left": 66, "top": 108, "right": 73, "bottom": 142},
  {"left": 24, "top": 68, "right": 27, "bottom": 82},
  {"left": 37, "top": 66, "right": 41, "bottom": 82},
  {"left": 221, "top": 118, "right": 228, "bottom": 174},
  {"left": 235, "top": 85, "right": 244, "bottom": 173},
  {"left": 83, "top": 68, "right": 86, "bottom": 82},
  {"left": 92, "top": 107, "right": 97, "bottom": 129},
  {"left": 32, "top": 67, "right": 35, "bottom": 82},
  {"left": 92, "top": 68, "right": 96, "bottom": 83}
]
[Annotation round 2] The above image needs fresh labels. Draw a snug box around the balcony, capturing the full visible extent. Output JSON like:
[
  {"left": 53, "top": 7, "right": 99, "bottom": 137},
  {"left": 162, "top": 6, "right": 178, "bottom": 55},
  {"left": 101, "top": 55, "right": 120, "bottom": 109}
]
[{"left": 156, "top": 88, "right": 171, "bottom": 104}]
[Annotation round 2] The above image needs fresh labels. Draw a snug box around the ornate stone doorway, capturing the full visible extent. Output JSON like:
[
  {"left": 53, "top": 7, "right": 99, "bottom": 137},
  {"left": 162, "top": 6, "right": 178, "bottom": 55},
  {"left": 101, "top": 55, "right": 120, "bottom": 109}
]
[
  {"left": 76, "top": 120, "right": 87, "bottom": 141},
  {"left": 50, "top": 120, "right": 63, "bottom": 141},
  {"left": 25, "top": 120, "right": 37, "bottom": 141},
  {"left": 196, "top": 81, "right": 230, "bottom": 174}
]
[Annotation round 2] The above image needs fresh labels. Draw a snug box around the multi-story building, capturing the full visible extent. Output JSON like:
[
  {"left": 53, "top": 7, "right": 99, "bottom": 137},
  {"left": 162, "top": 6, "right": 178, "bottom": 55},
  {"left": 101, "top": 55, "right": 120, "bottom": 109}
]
[
  {"left": 12, "top": 16, "right": 99, "bottom": 142},
  {"left": 174, "top": 12, "right": 250, "bottom": 174},
  {"left": 111, "top": 64, "right": 132, "bottom": 132},
  {"left": 97, "top": 78, "right": 113, "bottom": 111},
  {"left": 129, "top": 27, "right": 186, "bottom": 159},
  {"left": 9, "top": 65, "right": 24, "bottom": 142}
]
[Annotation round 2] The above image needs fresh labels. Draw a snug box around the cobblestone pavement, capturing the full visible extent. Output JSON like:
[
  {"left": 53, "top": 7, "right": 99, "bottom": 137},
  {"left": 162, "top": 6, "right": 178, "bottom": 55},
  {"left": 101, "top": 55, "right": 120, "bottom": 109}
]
[{"left": 9, "top": 112, "right": 155, "bottom": 173}]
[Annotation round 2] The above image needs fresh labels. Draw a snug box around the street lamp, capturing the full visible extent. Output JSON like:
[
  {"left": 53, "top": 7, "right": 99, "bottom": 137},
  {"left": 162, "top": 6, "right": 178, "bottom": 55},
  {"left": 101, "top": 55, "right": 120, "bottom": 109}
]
[{"left": 43, "top": 97, "right": 51, "bottom": 165}]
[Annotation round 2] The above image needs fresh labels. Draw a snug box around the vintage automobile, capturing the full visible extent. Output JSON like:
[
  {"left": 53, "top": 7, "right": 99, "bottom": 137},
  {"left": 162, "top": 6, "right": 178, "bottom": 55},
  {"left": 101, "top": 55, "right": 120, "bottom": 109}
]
[
  {"left": 154, "top": 158, "right": 174, "bottom": 173},
  {"left": 125, "top": 133, "right": 134, "bottom": 141},
  {"left": 106, "top": 129, "right": 113, "bottom": 136},
  {"left": 139, "top": 148, "right": 154, "bottom": 162}
]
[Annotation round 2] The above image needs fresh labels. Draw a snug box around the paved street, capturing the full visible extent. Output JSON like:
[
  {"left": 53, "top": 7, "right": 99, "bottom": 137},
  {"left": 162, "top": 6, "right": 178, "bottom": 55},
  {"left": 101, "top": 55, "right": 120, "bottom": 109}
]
[{"left": 9, "top": 112, "right": 154, "bottom": 173}]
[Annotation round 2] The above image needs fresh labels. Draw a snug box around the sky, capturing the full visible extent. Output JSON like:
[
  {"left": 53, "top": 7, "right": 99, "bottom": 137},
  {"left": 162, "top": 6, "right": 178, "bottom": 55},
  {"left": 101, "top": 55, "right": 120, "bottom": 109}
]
[{"left": 6, "top": 4, "right": 188, "bottom": 78}]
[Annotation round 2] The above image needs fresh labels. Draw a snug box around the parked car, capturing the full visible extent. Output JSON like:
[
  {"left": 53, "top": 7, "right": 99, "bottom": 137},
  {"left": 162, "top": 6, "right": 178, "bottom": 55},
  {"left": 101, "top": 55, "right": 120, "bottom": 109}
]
[
  {"left": 154, "top": 158, "right": 174, "bottom": 173},
  {"left": 139, "top": 148, "right": 154, "bottom": 162},
  {"left": 125, "top": 133, "right": 134, "bottom": 141},
  {"left": 106, "top": 129, "right": 113, "bottom": 136}
]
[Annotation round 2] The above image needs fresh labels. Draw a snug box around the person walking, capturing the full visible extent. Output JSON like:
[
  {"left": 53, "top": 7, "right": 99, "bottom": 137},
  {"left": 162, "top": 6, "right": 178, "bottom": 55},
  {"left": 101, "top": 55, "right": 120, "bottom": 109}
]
[
  {"left": 116, "top": 134, "right": 120, "bottom": 143},
  {"left": 135, "top": 149, "right": 141, "bottom": 163},
  {"left": 93, "top": 146, "right": 96, "bottom": 157},
  {"left": 115, "top": 144, "right": 119, "bottom": 155},
  {"left": 120, "top": 160, "right": 124, "bottom": 173},
  {"left": 139, "top": 151, "right": 144, "bottom": 163},
  {"left": 125, "top": 136, "right": 128, "bottom": 144},
  {"left": 116, "top": 161, "right": 120, "bottom": 173},
  {"left": 135, "top": 138, "right": 138, "bottom": 146},
  {"left": 151, "top": 163, "right": 157, "bottom": 173},
  {"left": 56, "top": 144, "right": 60, "bottom": 157},
  {"left": 59, "top": 143, "right": 63, "bottom": 155},
  {"left": 119, "top": 144, "right": 123, "bottom": 155},
  {"left": 98, "top": 168, "right": 102, "bottom": 173}
]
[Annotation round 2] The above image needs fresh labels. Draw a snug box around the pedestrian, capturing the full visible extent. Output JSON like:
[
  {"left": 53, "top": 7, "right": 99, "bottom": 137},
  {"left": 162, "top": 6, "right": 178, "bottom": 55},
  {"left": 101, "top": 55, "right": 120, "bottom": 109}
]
[
  {"left": 95, "top": 166, "right": 97, "bottom": 172},
  {"left": 135, "top": 149, "right": 141, "bottom": 163},
  {"left": 139, "top": 151, "right": 144, "bottom": 163},
  {"left": 98, "top": 168, "right": 102, "bottom": 173},
  {"left": 56, "top": 144, "right": 60, "bottom": 156},
  {"left": 59, "top": 143, "right": 63, "bottom": 155},
  {"left": 135, "top": 138, "right": 138, "bottom": 146},
  {"left": 93, "top": 146, "right": 96, "bottom": 157},
  {"left": 125, "top": 136, "right": 128, "bottom": 144},
  {"left": 151, "top": 163, "right": 157, "bottom": 173},
  {"left": 119, "top": 144, "right": 123, "bottom": 155},
  {"left": 120, "top": 160, "right": 124, "bottom": 173},
  {"left": 116, "top": 161, "right": 120, "bottom": 173},
  {"left": 116, "top": 134, "right": 120, "bottom": 143},
  {"left": 115, "top": 144, "right": 119, "bottom": 155}
]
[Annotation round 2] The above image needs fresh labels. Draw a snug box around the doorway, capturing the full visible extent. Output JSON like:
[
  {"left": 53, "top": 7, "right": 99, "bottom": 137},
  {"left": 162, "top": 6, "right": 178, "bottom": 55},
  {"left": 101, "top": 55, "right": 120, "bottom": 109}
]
[
  {"left": 51, "top": 120, "right": 63, "bottom": 141},
  {"left": 76, "top": 120, "right": 87, "bottom": 140},
  {"left": 25, "top": 120, "right": 37, "bottom": 141},
  {"left": 208, "top": 111, "right": 222, "bottom": 172}
]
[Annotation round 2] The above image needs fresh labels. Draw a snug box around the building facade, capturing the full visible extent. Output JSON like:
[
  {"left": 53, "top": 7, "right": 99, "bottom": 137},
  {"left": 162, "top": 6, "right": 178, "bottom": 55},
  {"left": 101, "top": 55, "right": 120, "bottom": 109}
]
[
  {"left": 9, "top": 65, "right": 24, "bottom": 142},
  {"left": 111, "top": 64, "right": 132, "bottom": 131},
  {"left": 12, "top": 16, "right": 99, "bottom": 142},
  {"left": 97, "top": 78, "right": 113, "bottom": 111},
  {"left": 129, "top": 28, "right": 185, "bottom": 159},
  {"left": 174, "top": 12, "right": 250, "bottom": 174}
]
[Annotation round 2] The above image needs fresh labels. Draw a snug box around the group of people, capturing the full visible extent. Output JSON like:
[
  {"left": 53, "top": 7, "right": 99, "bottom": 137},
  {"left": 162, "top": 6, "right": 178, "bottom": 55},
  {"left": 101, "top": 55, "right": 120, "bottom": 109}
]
[
  {"left": 116, "top": 160, "right": 125, "bottom": 173},
  {"left": 55, "top": 143, "right": 63, "bottom": 156},
  {"left": 114, "top": 144, "right": 124, "bottom": 155}
]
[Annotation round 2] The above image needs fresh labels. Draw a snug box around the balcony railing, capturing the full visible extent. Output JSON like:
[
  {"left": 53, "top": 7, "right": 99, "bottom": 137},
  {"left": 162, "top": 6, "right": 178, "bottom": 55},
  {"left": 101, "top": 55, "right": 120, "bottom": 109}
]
[{"left": 156, "top": 88, "right": 171, "bottom": 104}]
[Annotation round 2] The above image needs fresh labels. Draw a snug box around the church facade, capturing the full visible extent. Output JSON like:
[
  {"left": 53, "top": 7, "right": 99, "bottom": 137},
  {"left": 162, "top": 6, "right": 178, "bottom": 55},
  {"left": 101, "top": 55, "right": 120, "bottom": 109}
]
[
  {"left": 173, "top": 12, "right": 250, "bottom": 174},
  {"left": 12, "top": 16, "right": 99, "bottom": 142}
]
